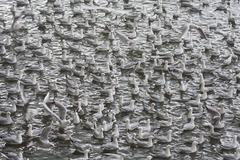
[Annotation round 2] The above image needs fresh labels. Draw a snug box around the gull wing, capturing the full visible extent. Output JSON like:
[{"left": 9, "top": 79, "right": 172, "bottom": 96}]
[
  {"left": 190, "top": 24, "right": 208, "bottom": 39},
  {"left": 115, "top": 31, "right": 129, "bottom": 44},
  {"left": 43, "top": 92, "right": 50, "bottom": 104},
  {"left": 195, "top": 27, "right": 207, "bottom": 39},
  {"left": 179, "top": 24, "right": 190, "bottom": 39},
  {"left": 42, "top": 103, "right": 61, "bottom": 123},
  {"left": 40, "top": 125, "right": 52, "bottom": 141},
  {"left": 54, "top": 101, "right": 67, "bottom": 120}
]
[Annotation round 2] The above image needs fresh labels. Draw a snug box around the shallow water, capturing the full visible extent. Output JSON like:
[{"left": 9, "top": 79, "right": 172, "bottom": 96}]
[{"left": 0, "top": 0, "right": 240, "bottom": 159}]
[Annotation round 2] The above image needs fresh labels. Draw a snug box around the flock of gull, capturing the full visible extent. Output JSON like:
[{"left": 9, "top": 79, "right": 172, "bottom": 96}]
[{"left": 0, "top": 0, "right": 240, "bottom": 159}]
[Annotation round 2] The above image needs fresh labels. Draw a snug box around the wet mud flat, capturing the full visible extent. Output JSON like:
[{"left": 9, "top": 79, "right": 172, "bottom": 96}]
[{"left": 0, "top": 0, "right": 240, "bottom": 159}]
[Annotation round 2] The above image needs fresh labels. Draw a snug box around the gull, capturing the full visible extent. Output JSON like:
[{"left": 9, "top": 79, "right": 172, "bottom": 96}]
[
  {"left": 0, "top": 151, "right": 24, "bottom": 160},
  {"left": 102, "top": 153, "right": 124, "bottom": 160},
  {"left": 222, "top": 148, "right": 240, "bottom": 160},
  {"left": 70, "top": 149, "right": 90, "bottom": 160},
  {"left": 228, "top": 10, "right": 236, "bottom": 29},
  {"left": 182, "top": 117, "right": 195, "bottom": 132},
  {"left": 56, "top": 129, "right": 73, "bottom": 141},
  {"left": 93, "top": 105, "right": 103, "bottom": 120},
  {"left": 35, "top": 82, "right": 48, "bottom": 96},
  {"left": 213, "top": 116, "right": 225, "bottom": 129},
  {"left": 157, "top": 117, "right": 173, "bottom": 128},
  {"left": 115, "top": 30, "right": 130, "bottom": 44},
  {"left": 82, "top": 118, "right": 96, "bottom": 130},
  {"left": 20, "top": 86, "right": 31, "bottom": 106},
  {"left": 70, "top": 137, "right": 92, "bottom": 154},
  {"left": 42, "top": 102, "right": 71, "bottom": 129},
  {"left": 186, "top": 94, "right": 203, "bottom": 107},
  {"left": 151, "top": 145, "right": 171, "bottom": 159},
  {"left": 54, "top": 101, "right": 67, "bottom": 121},
  {"left": 179, "top": 141, "right": 198, "bottom": 154},
  {"left": 102, "top": 120, "right": 114, "bottom": 132},
  {"left": 73, "top": 111, "right": 80, "bottom": 125},
  {"left": 180, "top": 23, "right": 207, "bottom": 40},
  {"left": 121, "top": 99, "right": 136, "bottom": 113},
  {"left": 179, "top": 80, "right": 188, "bottom": 93},
  {"left": 135, "top": 136, "right": 154, "bottom": 148},
  {"left": 209, "top": 124, "right": 222, "bottom": 139},
  {"left": 126, "top": 132, "right": 136, "bottom": 146},
  {"left": 102, "top": 136, "right": 119, "bottom": 152},
  {"left": 112, "top": 124, "right": 119, "bottom": 138},
  {"left": 20, "top": 87, "right": 31, "bottom": 122},
  {"left": 3, "top": 131, "right": 23, "bottom": 146},
  {"left": 0, "top": 112, "right": 13, "bottom": 125},
  {"left": 37, "top": 125, "right": 54, "bottom": 147},
  {"left": 0, "top": 14, "right": 6, "bottom": 27},
  {"left": 93, "top": 127, "right": 104, "bottom": 140},
  {"left": 156, "top": 130, "right": 172, "bottom": 143},
  {"left": 183, "top": 132, "right": 206, "bottom": 145},
  {"left": 220, "top": 135, "right": 239, "bottom": 151},
  {"left": 26, "top": 124, "right": 41, "bottom": 137},
  {"left": 10, "top": 4, "right": 24, "bottom": 29},
  {"left": 142, "top": 119, "right": 151, "bottom": 132},
  {"left": 137, "top": 127, "right": 151, "bottom": 140},
  {"left": 125, "top": 117, "right": 139, "bottom": 131}
]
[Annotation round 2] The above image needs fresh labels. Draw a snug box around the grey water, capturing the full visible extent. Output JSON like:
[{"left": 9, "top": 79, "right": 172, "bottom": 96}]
[{"left": 0, "top": 0, "right": 240, "bottom": 160}]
